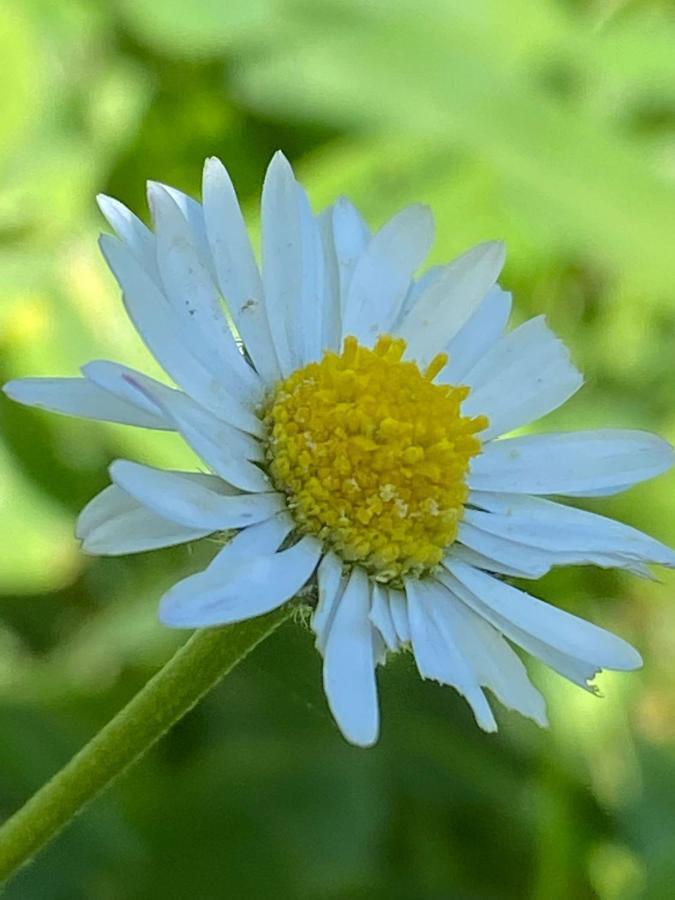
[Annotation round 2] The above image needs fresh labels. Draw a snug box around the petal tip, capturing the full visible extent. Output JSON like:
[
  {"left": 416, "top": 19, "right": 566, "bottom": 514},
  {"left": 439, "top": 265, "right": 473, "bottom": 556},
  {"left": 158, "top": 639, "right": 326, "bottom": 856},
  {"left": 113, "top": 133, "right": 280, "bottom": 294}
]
[
  {"left": 108, "top": 458, "right": 132, "bottom": 484},
  {"left": 337, "top": 718, "right": 380, "bottom": 748},
  {"left": 96, "top": 193, "right": 115, "bottom": 214},
  {"left": 266, "top": 150, "right": 294, "bottom": 182},
  {"left": 620, "top": 644, "right": 643, "bottom": 671},
  {"left": 203, "top": 156, "right": 227, "bottom": 185},
  {"left": 2, "top": 379, "right": 20, "bottom": 401}
]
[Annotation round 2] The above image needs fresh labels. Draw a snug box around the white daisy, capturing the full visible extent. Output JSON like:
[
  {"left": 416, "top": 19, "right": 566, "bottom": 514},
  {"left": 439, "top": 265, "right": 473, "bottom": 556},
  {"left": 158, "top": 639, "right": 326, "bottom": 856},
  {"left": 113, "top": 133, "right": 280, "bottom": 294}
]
[{"left": 5, "top": 152, "right": 674, "bottom": 747}]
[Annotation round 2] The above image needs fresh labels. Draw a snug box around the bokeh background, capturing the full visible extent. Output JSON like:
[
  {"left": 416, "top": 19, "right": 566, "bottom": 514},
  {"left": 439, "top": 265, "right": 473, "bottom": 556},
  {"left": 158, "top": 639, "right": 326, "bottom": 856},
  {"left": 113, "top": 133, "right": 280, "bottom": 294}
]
[{"left": 1, "top": 1, "right": 675, "bottom": 897}]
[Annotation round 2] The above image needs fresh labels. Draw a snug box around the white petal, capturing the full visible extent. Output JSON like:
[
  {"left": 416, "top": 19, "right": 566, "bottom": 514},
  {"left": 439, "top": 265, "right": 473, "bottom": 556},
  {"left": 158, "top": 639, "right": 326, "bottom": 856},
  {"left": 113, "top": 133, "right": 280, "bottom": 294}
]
[
  {"left": 562, "top": 484, "right": 637, "bottom": 498},
  {"left": 432, "top": 578, "right": 548, "bottom": 725},
  {"left": 447, "top": 543, "right": 539, "bottom": 578},
  {"left": 76, "top": 484, "right": 210, "bottom": 555},
  {"left": 439, "top": 285, "right": 512, "bottom": 383},
  {"left": 3, "top": 377, "right": 168, "bottom": 430},
  {"left": 331, "top": 197, "right": 371, "bottom": 324},
  {"left": 81, "top": 361, "right": 175, "bottom": 424},
  {"left": 323, "top": 567, "right": 380, "bottom": 747},
  {"left": 399, "top": 241, "right": 505, "bottom": 369},
  {"left": 388, "top": 587, "right": 411, "bottom": 644},
  {"left": 460, "top": 511, "right": 649, "bottom": 577},
  {"left": 123, "top": 374, "right": 270, "bottom": 493},
  {"left": 148, "top": 181, "right": 215, "bottom": 280},
  {"left": 405, "top": 577, "right": 497, "bottom": 731},
  {"left": 456, "top": 522, "right": 554, "bottom": 578},
  {"left": 295, "top": 183, "right": 325, "bottom": 364},
  {"left": 201, "top": 157, "right": 281, "bottom": 384},
  {"left": 100, "top": 234, "right": 248, "bottom": 421},
  {"left": 457, "top": 523, "right": 648, "bottom": 579},
  {"left": 261, "top": 151, "right": 306, "bottom": 375},
  {"left": 342, "top": 204, "right": 434, "bottom": 343},
  {"left": 467, "top": 491, "right": 675, "bottom": 570},
  {"left": 159, "top": 535, "right": 321, "bottom": 628},
  {"left": 368, "top": 582, "right": 399, "bottom": 652},
  {"left": 396, "top": 265, "right": 444, "bottom": 325},
  {"left": 205, "top": 514, "right": 294, "bottom": 574},
  {"left": 109, "top": 460, "right": 281, "bottom": 530},
  {"left": 437, "top": 567, "right": 605, "bottom": 691},
  {"left": 317, "top": 205, "right": 342, "bottom": 353},
  {"left": 461, "top": 317, "right": 583, "bottom": 439},
  {"left": 96, "top": 194, "right": 160, "bottom": 282},
  {"left": 372, "top": 629, "right": 388, "bottom": 666},
  {"left": 469, "top": 430, "right": 674, "bottom": 495},
  {"left": 312, "top": 551, "right": 345, "bottom": 654},
  {"left": 148, "top": 183, "right": 263, "bottom": 406},
  {"left": 443, "top": 561, "right": 642, "bottom": 671}
]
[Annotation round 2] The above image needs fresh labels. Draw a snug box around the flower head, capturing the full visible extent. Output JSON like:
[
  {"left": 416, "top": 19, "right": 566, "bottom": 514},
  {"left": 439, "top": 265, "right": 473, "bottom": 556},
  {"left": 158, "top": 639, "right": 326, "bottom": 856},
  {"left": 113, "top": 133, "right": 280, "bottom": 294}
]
[{"left": 5, "top": 152, "right": 674, "bottom": 746}]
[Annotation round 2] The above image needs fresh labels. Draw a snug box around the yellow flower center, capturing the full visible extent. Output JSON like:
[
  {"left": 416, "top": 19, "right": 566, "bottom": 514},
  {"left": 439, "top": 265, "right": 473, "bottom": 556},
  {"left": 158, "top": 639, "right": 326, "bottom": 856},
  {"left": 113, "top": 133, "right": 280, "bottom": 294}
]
[{"left": 263, "top": 336, "right": 487, "bottom": 583}]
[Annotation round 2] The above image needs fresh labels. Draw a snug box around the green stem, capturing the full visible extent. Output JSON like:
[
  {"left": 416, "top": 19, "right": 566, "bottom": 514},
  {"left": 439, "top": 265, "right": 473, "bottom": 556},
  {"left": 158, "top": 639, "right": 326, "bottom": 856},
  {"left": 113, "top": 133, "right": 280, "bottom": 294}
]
[{"left": 0, "top": 605, "right": 292, "bottom": 882}]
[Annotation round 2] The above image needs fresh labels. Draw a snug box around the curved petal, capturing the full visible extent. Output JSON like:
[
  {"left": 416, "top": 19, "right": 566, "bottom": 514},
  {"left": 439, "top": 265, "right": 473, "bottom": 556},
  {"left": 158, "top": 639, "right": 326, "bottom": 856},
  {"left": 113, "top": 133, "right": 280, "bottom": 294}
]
[
  {"left": 148, "top": 180, "right": 214, "bottom": 279},
  {"left": 388, "top": 588, "right": 411, "bottom": 644},
  {"left": 469, "top": 430, "right": 674, "bottom": 495},
  {"left": 148, "top": 182, "right": 263, "bottom": 405},
  {"left": 81, "top": 361, "right": 176, "bottom": 424},
  {"left": 96, "top": 194, "right": 160, "bottom": 282},
  {"left": 442, "top": 561, "right": 642, "bottom": 671},
  {"left": 405, "top": 577, "right": 497, "bottom": 731},
  {"left": 431, "top": 579, "right": 548, "bottom": 726},
  {"left": 206, "top": 514, "right": 294, "bottom": 574},
  {"left": 261, "top": 151, "right": 308, "bottom": 375},
  {"left": 109, "top": 460, "right": 282, "bottom": 530},
  {"left": 342, "top": 204, "right": 434, "bottom": 343},
  {"left": 369, "top": 582, "right": 399, "bottom": 652},
  {"left": 122, "top": 375, "right": 271, "bottom": 493},
  {"left": 201, "top": 157, "right": 280, "bottom": 384},
  {"left": 439, "top": 285, "right": 512, "bottom": 384},
  {"left": 461, "top": 317, "right": 583, "bottom": 439},
  {"left": 331, "top": 197, "right": 370, "bottom": 323},
  {"left": 459, "top": 514, "right": 655, "bottom": 578},
  {"left": 456, "top": 523, "right": 554, "bottom": 578},
  {"left": 447, "top": 543, "right": 540, "bottom": 579},
  {"left": 76, "top": 484, "right": 210, "bottom": 555},
  {"left": 437, "top": 567, "right": 606, "bottom": 691},
  {"left": 399, "top": 241, "right": 505, "bottom": 369},
  {"left": 296, "top": 182, "right": 325, "bottom": 364},
  {"left": 466, "top": 492, "right": 675, "bottom": 570},
  {"left": 3, "top": 377, "right": 168, "bottom": 430},
  {"left": 100, "top": 233, "right": 255, "bottom": 424},
  {"left": 316, "top": 205, "right": 343, "bottom": 354},
  {"left": 160, "top": 535, "right": 321, "bottom": 628},
  {"left": 323, "top": 567, "right": 380, "bottom": 747},
  {"left": 312, "top": 551, "right": 345, "bottom": 654},
  {"left": 396, "top": 265, "right": 444, "bottom": 325}
]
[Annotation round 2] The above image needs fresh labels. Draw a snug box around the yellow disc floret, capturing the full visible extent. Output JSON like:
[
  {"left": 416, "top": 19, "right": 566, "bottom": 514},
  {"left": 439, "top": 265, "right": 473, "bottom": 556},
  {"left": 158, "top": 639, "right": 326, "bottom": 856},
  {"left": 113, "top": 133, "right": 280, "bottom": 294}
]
[{"left": 263, "top": 336, "right": 487, "bottom": 583}]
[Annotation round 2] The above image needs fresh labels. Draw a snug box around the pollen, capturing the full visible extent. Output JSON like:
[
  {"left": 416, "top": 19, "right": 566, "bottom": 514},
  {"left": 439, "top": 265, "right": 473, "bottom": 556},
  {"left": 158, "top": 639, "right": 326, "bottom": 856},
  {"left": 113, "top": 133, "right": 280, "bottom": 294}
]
[{"left": 262, "top": 336, "right": 487, "bottom": 583}]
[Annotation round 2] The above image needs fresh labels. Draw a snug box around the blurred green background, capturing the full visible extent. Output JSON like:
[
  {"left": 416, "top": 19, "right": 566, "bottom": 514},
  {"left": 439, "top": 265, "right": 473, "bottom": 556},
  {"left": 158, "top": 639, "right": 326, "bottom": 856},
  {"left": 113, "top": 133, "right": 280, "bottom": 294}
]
[{"left": 1, "top": 0, "right": 675, "bottom": 897}]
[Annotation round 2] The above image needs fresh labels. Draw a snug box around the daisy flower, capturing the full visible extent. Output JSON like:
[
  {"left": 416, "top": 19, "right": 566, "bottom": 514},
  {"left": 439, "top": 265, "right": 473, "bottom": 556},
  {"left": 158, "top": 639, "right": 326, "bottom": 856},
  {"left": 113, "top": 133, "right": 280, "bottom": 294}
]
[{"left": 5, "top": 153, "right": 674, "bottom": 747}]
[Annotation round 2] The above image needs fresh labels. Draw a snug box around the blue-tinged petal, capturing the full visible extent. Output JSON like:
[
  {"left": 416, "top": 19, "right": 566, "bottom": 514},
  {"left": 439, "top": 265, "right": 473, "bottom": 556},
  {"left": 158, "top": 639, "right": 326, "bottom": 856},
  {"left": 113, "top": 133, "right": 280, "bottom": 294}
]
[
  {"left": 3, "top": 377, "right": 168, "bottom": 430},
  {"left": 109, "top": 460, "right": 282, "bottom": 530},
  {"left": 77, "top": 483, "right": 211, "bottom": 555},
  {"left": 160, "top": 535, "right": 321, "bottom": 628}
]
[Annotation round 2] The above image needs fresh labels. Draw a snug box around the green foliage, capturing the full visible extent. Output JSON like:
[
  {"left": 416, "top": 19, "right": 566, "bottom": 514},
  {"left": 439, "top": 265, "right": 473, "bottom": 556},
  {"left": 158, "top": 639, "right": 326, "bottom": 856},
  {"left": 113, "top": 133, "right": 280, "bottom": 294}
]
[{"left": 0, "top": 0, "right": 674, "bottom": 896}]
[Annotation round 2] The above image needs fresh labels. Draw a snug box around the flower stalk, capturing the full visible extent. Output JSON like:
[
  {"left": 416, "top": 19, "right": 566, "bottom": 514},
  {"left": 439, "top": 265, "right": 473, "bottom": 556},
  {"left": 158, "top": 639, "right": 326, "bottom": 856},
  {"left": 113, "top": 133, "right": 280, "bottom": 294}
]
[{"left": 0, "top": 605, "right": 292, "bottom": 882}]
